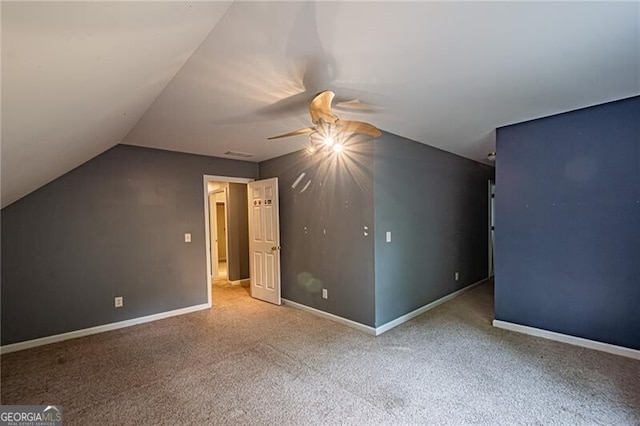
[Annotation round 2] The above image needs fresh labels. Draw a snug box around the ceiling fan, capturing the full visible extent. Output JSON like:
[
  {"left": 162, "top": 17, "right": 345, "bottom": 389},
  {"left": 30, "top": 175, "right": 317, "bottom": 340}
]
[{"left": 268, "top": 90, "right": 381, "bottom": 153}]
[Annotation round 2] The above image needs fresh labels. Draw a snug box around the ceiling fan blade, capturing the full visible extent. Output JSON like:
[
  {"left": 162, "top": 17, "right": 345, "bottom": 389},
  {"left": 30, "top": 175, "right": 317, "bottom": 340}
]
[
  {"left": 267, "top": 127, "right": 316, "bottom": 140},
  {"left": 256, "top": 91, "right": 311, "bottom": 119},
  {"left": 334, "top": 98, "right": 382, "bottom": 112},
  {"left": 337, "top": 120, "right": 382, "bottom": 137},
  {"left": 309, "top": 91, "right": 338, "bottom": 125}
]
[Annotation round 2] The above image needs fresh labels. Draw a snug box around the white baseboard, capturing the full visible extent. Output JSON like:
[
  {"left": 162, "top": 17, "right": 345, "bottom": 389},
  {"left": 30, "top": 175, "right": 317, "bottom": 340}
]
[
  {"left": 375, "top": 278, "right": 487, "bottom": 335},
  {"left": 230, "top": 278, "right": 250, "bottom": 287},
  {"left": 1, "top": 303, "right": 211, "bottom": 355},
  {"left": 282, "top": 299, "right": 377, "bottom": 335},
  {"left": 283, "top": 278, "right": 488, "bottom": 336},
  {"left": 492, "top": 320, "right": 640, "bottom": 361}
]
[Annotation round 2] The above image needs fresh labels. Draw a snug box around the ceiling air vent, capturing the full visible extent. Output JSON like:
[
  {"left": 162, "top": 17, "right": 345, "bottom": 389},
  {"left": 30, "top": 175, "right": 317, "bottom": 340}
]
[{"left": 224, "top": 150, "right": 254, "bottom": 158}]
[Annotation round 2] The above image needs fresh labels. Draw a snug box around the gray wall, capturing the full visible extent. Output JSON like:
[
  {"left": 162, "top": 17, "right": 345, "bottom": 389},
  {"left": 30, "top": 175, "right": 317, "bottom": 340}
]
[
  {"left": 2, "top": 133, "right": 493, "bottom": 344},
  {"left": 1, "top": 144, "right": 257, "bottom": 345},
  {"left": 226, "top": 183, "right": 249, "bottom": 281},
  {"left": 495, "top": 96, "right": 640, "bottom": 349},
  {"left": 259, "top": 134, "right": 493, "bottom": 328},
  {"left": 374, "top": 133, "right": 495, "bottom": 326},
  {"left": 259, "top": 141, "right": 376, "bottom": 326}
]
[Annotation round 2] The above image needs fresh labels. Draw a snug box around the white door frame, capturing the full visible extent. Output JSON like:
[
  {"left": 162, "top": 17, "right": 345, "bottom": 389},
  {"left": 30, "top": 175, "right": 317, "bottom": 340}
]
[
  {"left": 209, "top": 188, "right": 228, "bottom": 281},
  {"left": 208, "top": 191, "right": 219, "bottom": 279},
  {"left": 222, "top": 188, "right": 230, "bottom": 273},
  {"left": 203, "top": 175, "right": 254, "bottom": 307},
  {"left": 488, "top": 179, "right": 495, "bottom": 278}
]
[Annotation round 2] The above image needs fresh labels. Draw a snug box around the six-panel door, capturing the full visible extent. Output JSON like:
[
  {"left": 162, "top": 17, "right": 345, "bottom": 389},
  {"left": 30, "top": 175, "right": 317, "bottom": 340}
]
[{"left": 248, "top": 178, "right": 281, "bottom": 305}]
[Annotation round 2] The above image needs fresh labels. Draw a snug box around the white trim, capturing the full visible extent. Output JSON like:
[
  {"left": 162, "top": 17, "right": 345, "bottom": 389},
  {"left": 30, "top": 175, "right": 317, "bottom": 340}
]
[
  {"left": 282, "top": 299, "right": 377, "bottom": 335},
  {"left": 283, "top": 279, "right": 488, "bottom": 336},
  {"left": 209, "top": 188, "right": 227, "bottom": 278},
  {"left": 488, "top": 180, "right": 495, "bottom": 278},
  {"left": 223, "top": 187, "right": 230, "bottom": 282},
  {"left": 205, "top": 175, "right": 255, "bottom": 184},
  {"left": 375, "top": 278, "right": 487, "bottom": 335},
  {"left": 203, "top": 177, "right": 213, "bottom": 307},
  {"left": 208, "top": 192, "right": 219, "bottom": 280},
  {"left": 229, "top": 278, "right": 250, "bottom": 287},
  {"left": 492, "top": 320, "right": 640, "bottom": 360},
  {"left": 1, "top": 303, "right": 210, "bottom": 354}
]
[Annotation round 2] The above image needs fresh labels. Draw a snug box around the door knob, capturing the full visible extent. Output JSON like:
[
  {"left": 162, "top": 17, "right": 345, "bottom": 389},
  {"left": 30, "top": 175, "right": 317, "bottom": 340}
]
[{"left": 271, "top": 246, "right": 281, "bottom": 251}]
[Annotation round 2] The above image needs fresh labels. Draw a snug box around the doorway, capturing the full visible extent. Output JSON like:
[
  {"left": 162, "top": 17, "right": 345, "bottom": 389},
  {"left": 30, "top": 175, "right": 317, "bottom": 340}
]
[
  {"left": 203, "top": 175, "right": 253, "bottom": 307},
  {"left": 209, "top": 187, "right": 228, "bottom": 284},
  {"left": 202, "top": 175, "right": 283, "bottom": 308},
  {"left": 216, "top": 202, "right": 227, "bottom": 277}
]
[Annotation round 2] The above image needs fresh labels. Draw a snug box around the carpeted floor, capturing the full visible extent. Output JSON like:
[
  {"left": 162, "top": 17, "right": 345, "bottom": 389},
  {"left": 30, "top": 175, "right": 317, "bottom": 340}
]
[{"left": 2, "top": 282, "right": 639, "bottom": 425}]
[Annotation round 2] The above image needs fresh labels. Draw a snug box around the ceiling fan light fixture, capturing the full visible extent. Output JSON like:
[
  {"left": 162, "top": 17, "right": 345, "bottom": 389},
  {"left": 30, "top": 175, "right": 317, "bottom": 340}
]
[{"left": 268, "top": 91, "right": 381, "bottom": 159}]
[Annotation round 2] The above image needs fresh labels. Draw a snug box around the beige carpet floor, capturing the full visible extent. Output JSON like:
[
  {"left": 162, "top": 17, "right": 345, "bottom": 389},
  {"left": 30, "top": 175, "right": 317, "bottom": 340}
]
[{"left": 2, "top": 282, "right": 639, "bottom": 425}]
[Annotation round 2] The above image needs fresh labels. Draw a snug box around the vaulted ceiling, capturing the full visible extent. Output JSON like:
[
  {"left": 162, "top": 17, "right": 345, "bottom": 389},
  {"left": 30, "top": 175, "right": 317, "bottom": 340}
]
[{"left": 2, "top": 1, "right": 639, "bottom": 207}]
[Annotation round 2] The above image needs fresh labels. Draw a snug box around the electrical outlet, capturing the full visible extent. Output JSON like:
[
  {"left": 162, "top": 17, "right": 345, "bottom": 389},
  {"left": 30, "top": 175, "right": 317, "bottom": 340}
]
[
  {"left": 455, "top": 272, "right": 459, "bottom": 281},
  {"left": 322, "top": 289, "right": 328, "bottom": 299},
  {"left": 184, "top": 233, "right": 191, "bottom": 243},
  {"left": 386, "top": 231, "right": 392, "bottom": 242},
  {"left": 114, "top": 296, "right": 123, "bottom": 308}
]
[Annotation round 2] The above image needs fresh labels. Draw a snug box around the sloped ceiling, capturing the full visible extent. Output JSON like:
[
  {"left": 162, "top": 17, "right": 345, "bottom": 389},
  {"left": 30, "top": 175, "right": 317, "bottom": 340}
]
[
  {"left": 3, "top": 1, "right": 639, "bottom": 208},
  {"left": 1, "top": 1, "right": 232, "bottom": 207}
]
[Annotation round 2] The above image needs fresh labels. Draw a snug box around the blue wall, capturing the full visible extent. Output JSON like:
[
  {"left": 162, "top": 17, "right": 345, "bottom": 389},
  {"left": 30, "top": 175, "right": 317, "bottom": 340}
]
[{"left": 495, "top": 96, "right": 640, "bottom": 349}]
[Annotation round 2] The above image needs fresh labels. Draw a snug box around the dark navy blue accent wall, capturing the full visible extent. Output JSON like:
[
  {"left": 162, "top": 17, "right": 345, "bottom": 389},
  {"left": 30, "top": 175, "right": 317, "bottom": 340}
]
[{"left": 495, "top": 96, "right": 640, "bottom": 349}]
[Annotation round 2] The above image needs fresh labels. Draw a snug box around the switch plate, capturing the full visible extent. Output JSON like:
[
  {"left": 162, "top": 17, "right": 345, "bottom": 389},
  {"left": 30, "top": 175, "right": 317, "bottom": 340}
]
[
  {"left": 455, "top": 272, "right": 459, "bottom": 281},
  {"left": 184, "top": 233, "right": 191, "bottom": 243},
  {"left": 114, "top": 296, "right": 123, "bottom": 308},
  {"left": 322, "top": 289, "right": 328, "bottom": 299},
  {"left": 386, "top": 231, "right": 392, "bottom": 242}
]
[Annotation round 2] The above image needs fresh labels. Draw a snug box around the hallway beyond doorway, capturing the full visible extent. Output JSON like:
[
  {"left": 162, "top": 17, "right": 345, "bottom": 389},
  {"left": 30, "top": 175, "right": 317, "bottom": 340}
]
[{"left": 213, "top": 260, "right": 227, "bottom": 284}]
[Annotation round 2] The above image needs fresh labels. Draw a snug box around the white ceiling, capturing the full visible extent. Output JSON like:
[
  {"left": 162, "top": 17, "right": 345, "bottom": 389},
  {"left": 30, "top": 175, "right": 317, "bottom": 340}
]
[
  {"left": 3, "top": 1, "right": 639, "bottom": 208},
  {"left": 1, "top": 1, "right": 233, "bottom": 207}
]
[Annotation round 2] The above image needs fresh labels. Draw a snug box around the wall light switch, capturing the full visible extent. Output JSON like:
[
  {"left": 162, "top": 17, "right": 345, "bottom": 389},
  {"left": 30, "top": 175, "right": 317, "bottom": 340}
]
[
  {"left": 115, "top": 296, "right": 123, "bottom": 308},
  {"left": 386, "top": 231, "right": 392, "bottom": 242},
  {"left": 184, "top": 233, "right": 191, "bottom": 243},
  {"left": 322, "top": 289, "right": 328, "bottom": 299},
  {"left": 455, "top": 272, "right": 460, "bottom": 281}
]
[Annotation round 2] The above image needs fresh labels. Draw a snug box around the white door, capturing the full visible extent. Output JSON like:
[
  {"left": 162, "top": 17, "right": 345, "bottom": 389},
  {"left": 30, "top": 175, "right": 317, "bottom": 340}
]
[{"left": 248, "top": 178, "right": 281, "bottom": 305}]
